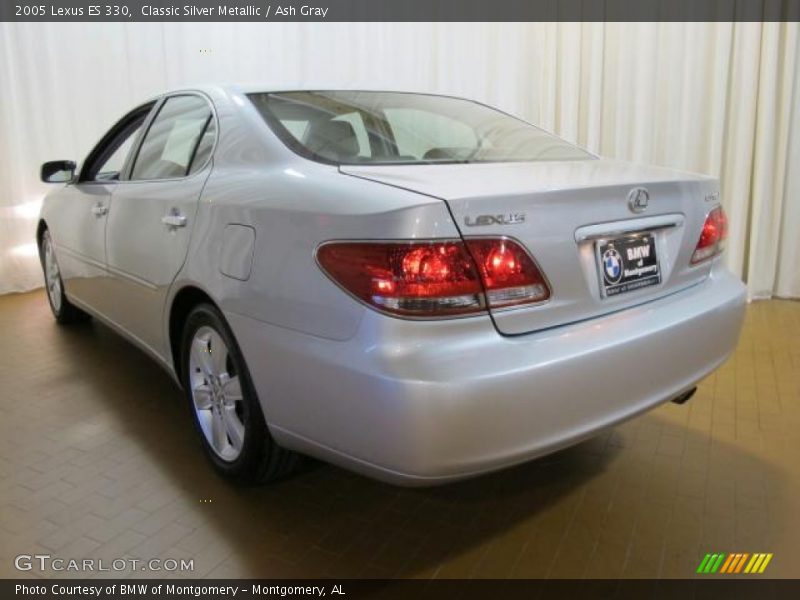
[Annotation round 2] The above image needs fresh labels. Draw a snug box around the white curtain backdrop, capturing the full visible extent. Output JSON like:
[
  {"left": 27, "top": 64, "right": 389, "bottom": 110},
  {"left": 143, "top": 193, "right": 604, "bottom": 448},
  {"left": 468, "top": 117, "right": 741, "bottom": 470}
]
[{"left": 1, "top": 22, "right": 798, "bottom": 298}]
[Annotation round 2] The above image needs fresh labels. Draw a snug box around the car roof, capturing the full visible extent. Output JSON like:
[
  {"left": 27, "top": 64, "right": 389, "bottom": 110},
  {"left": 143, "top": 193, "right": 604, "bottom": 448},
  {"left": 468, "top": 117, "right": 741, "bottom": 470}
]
[{"left": 147, "top": 83, "right": 447, "bottom": 101}]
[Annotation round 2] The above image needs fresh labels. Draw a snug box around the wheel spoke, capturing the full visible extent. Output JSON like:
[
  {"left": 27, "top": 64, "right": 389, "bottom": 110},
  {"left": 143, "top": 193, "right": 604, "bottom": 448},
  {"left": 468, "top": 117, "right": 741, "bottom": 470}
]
[
  {"left": 190, "top": 335, "right": 214, "bottom": 376},
  {"left": 211, "top": 410, "right": 228, "bottom": 453},
  {"left": 222, "top": 405, "right": 245, "bottom": 451},
  {"left": 192, "top": 383, "right": 213, "bottom": 410},
  {"left": 208, "top": 330, "right": 229, "bottom": 376},
  {"left": 196, "top": 408, "right": 213, "bottom": 441},
  {"left": 221, "top": 375, "right": 243, "bottom": 402}
]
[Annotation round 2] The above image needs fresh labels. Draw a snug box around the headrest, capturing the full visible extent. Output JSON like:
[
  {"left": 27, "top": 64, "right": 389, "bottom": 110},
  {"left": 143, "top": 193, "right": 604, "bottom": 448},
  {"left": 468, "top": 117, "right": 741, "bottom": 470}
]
[{"left": 303, "top": 119, "right": 360, "bottom": 160}]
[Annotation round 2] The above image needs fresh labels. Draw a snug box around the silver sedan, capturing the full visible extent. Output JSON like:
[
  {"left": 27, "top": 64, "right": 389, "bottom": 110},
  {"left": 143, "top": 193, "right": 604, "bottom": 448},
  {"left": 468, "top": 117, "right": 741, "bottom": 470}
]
[{"left": 37, "top": 86, "right": 746, "bottom": 485}]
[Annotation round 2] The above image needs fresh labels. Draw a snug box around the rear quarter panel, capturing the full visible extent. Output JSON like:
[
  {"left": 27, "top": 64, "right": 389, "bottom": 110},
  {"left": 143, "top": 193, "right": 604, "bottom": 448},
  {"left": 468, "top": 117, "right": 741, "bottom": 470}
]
[{"left": 173, "top": 162, "right": 460, "bottom": 344}]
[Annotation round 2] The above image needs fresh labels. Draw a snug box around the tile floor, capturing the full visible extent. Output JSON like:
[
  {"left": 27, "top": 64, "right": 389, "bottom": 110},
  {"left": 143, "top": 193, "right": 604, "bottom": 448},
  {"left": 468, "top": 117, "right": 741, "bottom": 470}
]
[{"left": 0, "top": 291, "right": 797, "bottom": 579}]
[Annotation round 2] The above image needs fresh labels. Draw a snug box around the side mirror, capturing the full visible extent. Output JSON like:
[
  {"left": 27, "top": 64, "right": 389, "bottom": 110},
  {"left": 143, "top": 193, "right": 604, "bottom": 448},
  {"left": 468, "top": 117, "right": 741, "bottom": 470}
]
[{"left": 41, "top": 160, "right": 76, "bottom": 183}]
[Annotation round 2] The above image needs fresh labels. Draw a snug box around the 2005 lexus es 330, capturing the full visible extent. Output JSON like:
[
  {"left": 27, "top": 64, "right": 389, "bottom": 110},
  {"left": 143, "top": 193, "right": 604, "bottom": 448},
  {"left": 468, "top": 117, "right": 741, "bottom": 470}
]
[{"left": 37, "top": 86, "right": 746, "bottom": 485}]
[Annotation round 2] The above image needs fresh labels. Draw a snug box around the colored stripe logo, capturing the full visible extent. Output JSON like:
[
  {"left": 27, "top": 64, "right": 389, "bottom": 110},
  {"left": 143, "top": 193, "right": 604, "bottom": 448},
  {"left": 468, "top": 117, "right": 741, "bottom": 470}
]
[{"left": 696, "top": 552, "right": 773, "bottom": 574}]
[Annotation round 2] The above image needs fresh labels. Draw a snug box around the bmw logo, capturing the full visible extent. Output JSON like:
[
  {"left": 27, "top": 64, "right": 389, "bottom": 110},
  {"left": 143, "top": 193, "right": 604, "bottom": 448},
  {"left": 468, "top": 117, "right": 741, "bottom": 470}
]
[{"left": 602, "top": 247, "right": 623, "bottom": 284}]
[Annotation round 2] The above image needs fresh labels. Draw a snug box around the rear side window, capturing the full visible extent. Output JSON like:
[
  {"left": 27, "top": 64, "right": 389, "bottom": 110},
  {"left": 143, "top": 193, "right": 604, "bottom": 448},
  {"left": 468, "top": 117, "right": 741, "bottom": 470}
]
[{"left": 131, "top": 95, "right": 214, "bottom": 180}]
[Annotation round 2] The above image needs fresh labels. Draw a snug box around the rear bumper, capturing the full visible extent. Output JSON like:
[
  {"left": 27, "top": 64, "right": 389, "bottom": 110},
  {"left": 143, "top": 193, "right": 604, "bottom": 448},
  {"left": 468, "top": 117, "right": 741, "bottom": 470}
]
[{"left": 228, "top": 265, "right": 746, "bottom": 485}]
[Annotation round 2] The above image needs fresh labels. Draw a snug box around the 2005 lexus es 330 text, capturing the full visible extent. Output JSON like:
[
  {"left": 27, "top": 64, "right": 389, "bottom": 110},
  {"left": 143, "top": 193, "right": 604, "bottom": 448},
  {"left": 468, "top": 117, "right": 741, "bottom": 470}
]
[{"left": 37, "top": 86, "right": 746, "bottom": 485}]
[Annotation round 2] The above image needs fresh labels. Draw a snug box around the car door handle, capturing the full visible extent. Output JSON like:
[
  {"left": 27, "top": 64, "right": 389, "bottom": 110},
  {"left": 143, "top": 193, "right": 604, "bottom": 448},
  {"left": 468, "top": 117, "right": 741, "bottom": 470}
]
[
  {"left": 161, "top": 212, "right": 187, "bottom": 229},
  {"left": 91, "top": 203, "right": 108, "bottom": 217}
]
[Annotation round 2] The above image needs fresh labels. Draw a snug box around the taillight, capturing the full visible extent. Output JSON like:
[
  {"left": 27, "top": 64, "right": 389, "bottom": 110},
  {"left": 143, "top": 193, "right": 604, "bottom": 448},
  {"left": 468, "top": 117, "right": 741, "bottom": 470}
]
[
  {"left": 464, "top": 238, "right": 550, "bottom": 308},
  {"left": 316, "top": 238, "right": 550, "bottom": 317},
  {"left": 691, "top": 206, "right": 728, "bottom": 264},
  {"left": 317, "top": 241, "right": 484, "bottom": 317}
]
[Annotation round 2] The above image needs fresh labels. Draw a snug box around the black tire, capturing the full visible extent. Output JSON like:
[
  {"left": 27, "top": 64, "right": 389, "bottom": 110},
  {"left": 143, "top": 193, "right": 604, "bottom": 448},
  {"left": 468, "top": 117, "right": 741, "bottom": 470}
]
[
  {"left": 39, "top": 229, "right": 91, "bottom": 325},
  {"left": 180, "top": 303, "right": 298, "bottom": 484}
]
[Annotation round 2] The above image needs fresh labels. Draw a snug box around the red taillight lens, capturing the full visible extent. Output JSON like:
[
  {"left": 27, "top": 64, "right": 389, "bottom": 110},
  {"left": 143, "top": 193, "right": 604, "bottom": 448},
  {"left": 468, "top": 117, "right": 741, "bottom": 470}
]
[
  {"left": 317, "top": 241, "right": 484, "bottom": 316},
  {"left": 464, "top": 239, "right": 550, "bottom": 308},
  {"left": 691, "top": 206, "right": 728, "bottom": 264},
  {"left": 317, "top": 239, "right": 550, "bottom": 317}
]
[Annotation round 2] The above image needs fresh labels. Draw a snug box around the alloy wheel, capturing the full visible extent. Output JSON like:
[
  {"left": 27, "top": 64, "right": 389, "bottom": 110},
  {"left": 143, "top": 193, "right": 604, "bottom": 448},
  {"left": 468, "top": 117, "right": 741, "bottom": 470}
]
[
  {"left": 42, "top": 233, "right": 62, "bottom": 313},
  {"left": 188, "top": 325, "right": 246, "bottom": 461}
]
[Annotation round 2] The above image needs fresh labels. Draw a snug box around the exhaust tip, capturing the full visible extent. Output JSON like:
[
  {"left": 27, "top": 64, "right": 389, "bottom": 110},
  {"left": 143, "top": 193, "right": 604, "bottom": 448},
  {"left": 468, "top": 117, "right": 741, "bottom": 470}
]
[{"left": 671, "top": 387, "right": 697, "bottom": 405}]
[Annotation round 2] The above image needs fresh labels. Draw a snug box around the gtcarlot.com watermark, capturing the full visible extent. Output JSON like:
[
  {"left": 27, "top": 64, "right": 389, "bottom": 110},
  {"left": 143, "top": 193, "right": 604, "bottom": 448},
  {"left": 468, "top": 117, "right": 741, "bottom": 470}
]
[{"left": 14, "top": 553, "right": 194, "bottom": 573}]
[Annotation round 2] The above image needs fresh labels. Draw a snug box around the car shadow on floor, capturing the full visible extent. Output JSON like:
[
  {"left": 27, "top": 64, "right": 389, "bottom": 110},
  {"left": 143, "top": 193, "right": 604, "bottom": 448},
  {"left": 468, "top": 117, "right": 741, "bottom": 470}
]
[{"left": 36, "top": 303, "right": 788, "bottom": 580}]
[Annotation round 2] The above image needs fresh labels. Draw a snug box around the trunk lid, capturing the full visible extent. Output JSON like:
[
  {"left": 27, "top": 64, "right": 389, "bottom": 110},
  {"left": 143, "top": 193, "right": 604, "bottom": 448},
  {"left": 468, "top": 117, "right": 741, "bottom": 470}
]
[{"left": 341, "top": 159, "right": 720, "bottom": 335}]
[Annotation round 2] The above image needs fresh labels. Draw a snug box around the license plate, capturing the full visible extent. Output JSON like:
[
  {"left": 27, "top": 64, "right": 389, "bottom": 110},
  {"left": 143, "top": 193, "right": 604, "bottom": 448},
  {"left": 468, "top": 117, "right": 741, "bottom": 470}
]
[{"left": 596, "top": 233, "right": 661, "bottom": 297}]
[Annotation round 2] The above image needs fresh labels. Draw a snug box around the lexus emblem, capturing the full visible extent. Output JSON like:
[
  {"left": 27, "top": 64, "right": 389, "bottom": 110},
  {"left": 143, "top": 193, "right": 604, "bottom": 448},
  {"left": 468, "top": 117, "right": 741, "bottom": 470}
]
[{"left": 628, "top": 187, "right": 649, "bottom": 213}]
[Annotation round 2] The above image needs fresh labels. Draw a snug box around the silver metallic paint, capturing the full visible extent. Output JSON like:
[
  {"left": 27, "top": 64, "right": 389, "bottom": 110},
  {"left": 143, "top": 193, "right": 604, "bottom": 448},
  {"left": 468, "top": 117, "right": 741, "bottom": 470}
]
[{"left": 39, "top": 85, "right": 747, "bottom": 485}]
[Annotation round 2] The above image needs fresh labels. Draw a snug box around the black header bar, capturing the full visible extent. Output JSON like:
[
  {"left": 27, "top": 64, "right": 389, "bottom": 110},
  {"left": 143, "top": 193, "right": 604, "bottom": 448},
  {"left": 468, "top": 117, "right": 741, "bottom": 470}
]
[{"left": 2, "top": 0, "right": 800, "bottom": 22}]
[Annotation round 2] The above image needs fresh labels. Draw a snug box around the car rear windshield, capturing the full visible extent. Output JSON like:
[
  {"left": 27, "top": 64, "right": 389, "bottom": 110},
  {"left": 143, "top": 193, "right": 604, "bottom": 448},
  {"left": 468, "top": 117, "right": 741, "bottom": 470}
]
[{"left": 248, "top": 91, "right": 594, "bottom": 166}]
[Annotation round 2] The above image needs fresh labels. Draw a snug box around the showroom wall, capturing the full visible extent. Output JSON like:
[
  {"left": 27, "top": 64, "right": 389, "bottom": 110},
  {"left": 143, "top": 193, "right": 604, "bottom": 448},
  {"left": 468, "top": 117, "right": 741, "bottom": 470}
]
[{"left": 0, "top": 22, "right": 798, "bottom": 298}]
